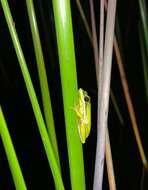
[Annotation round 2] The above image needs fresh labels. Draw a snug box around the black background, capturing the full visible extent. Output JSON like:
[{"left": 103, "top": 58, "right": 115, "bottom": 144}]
[{"left": 0, "top": 0, "right": 148, "bottom": 189}]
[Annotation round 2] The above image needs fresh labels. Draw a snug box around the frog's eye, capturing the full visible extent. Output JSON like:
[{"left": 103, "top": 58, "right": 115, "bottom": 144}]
[{"left": 84, "top": 96, "right": 89, "bottom": 102}]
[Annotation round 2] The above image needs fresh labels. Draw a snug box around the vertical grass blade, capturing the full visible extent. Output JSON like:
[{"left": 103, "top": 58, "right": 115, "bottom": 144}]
[
  {"left": 0, "top": 1, "right": 64, "bottom": 189},
  {"left": 52, "top": 0, "right": 86, "bottom": 189},
  {"left": 26, "top": 0, "right": 60, "bottom": 169},
  {"left": 0, "top": 106, "right": 27, "bottom": 190}
]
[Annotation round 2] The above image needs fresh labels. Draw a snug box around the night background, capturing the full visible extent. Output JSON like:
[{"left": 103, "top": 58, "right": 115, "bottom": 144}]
[{"left": 0, "top": 0, "right": 148, "bottom": 189}]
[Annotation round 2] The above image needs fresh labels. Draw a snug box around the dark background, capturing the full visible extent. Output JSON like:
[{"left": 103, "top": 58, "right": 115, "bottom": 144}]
[{"left": 0, "top": 0, "right": 148, "bottom": 189}]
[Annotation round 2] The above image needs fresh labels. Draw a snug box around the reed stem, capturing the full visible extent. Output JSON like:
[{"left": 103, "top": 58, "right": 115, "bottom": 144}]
[
  {"left": 0, "top": 106, "right": 27, "bottom": 190},
  {"left": 26, "top": 0, "right": 60, "bottom": 169},
  {"left": 52, "top": 0, "right": 86, "bottom": 189}
]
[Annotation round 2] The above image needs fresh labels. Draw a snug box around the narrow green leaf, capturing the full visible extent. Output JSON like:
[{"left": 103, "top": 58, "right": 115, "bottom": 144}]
[
  {"left": 26, "top": 0, "right": 60, "bottom": 169},
  {"left": 0, "top": 106, "right": 27, "bottom": 190}
]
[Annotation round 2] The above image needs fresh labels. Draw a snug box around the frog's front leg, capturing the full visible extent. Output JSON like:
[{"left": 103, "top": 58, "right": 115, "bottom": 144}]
[{"left": 74, "top": 104, "right": 83, "bottom": 118}]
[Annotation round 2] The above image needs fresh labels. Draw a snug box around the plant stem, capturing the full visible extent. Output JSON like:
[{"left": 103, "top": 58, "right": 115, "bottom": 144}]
[
  {"left": 113, "top": 36, "right": 148, "bottom": 170},
  {"left": 52, "top": 0, "right": 86, "bottom": 189},
  {"left": 93, "top": 0, "right": 117, "bottom": 189},
  {"left": 110, "top": 90, "right": 124, "bottom": 125},
  {"left": 138, "top": 0, "right": 148, "bottom": 58},
  {"left": 76, "top": 0, "right": 92, "bottom": 44},
  {"left": 26, "top": 0, "right": 60, "bottom": 169},
  {"left": 137, "top": 0, "right": 148, "bottom": 103},
  {"left": 89, "top": 0, "right": 99, "bottom": 76},
  {"left": 139, "top": 25, "right": 148, "bottom": 103},
  {"left": 0, "top": 1, "right": 64, "bottom": 189},
  {"left": 105, "top": 130, "right": 116, "bottom": 190},
  {"left": 0, "top": 106, "right": 27, "bottom": 190},
  {"left": 89, "top": 0, "right": 116, "bottom": 189}
]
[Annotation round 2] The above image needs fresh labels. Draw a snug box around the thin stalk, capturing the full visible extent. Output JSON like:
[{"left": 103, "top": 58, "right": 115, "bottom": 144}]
[
  {"left": 0, "top": 106, "right": 27, "bottom": 190},
  {"left": 93, "top": 0, "right": 106, "bottom": 188},
  {"left": 138, "top": 0, "right": 148, "bottom": 57},
  {"left": 113, "top": 36, "right": 148, "bottom": 170},
  {"left": 89, "top": 0, "right": 116, "bottom": 189},
  {"left": 139, "top": 25, "right": 148, "bottom": 103},
  {"left": 36, "top": 0, "right": 55, "bottom": 67},
  {"left": 76, "top": 0, "right": 124, "bottom": 126},
  {"left": 105, "top": 131, "right": 116, "bottom": 190},
  {"left": 52, "top": 0, "right": 86, "bottom": 189},
  {"left": 89, "top": 0, "right": 99, "bottom": 76},
  {"left": 140, "top": 166, "right": 146, "bottom": 190},
  {"left": 99, "top": 0, "right": 117, "bottom": 188},
  {"left": 110, "top": 90, "right": 124, "bottom": 125},
  {"left": 137, "top": 0, "right": 148, "bottom": 103},
  {"left": 26, "top": 0, "right": 60, "bottom": 169},
  {"left": 115, "top": 14, "right": 125, "bottom": 64},
  {"left": 76, "top": 0, "right": 92, "bottom": 44},
  {"left": 141, "top": 0, "right": 148, "bottom": 19},
  {"left": 0, "top": 1, "right": 64, "bottom": 189},
  {"left": 93, "top": 0, "right": 117, "bottom": 189}
]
